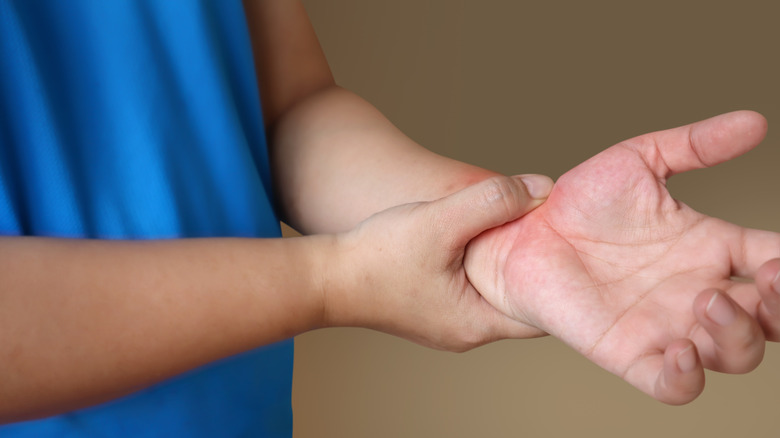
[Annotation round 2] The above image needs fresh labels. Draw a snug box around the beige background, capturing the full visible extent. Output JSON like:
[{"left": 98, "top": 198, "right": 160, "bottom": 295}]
[{"left": 292, "top": 1, "right": 780, "bottom": 436}]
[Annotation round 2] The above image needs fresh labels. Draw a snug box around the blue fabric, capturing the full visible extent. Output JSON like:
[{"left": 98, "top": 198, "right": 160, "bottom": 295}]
[{"left": 0, "top": 1, "right": 292, "bottom": 436}]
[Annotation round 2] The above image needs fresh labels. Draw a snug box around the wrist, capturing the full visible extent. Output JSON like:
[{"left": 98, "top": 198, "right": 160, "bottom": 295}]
[
  {"left": 315, "top": 230, "right": 368, "bottom": 329},
  {"left": 244, "top": 234, "right": 340, "bottom": 337}
]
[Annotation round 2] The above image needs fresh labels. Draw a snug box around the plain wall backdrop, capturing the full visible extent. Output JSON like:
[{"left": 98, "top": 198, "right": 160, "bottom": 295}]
[{"left": 291, "top": 1, "right": 780, "bottom": 436}]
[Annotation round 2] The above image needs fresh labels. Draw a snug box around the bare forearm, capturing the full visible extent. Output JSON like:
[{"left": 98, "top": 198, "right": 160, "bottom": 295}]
[
  {"left": 271, "top": 86, "right": 498, "bottom": 233},
  {"left": 242, "top": 2, "right": 498, "bottom": 234},
  {"left": 0, "top": 173, "right": 549, "bottom": 424},
  {"left": 0, "top": 236, "right": 329, "bottom": 422}
]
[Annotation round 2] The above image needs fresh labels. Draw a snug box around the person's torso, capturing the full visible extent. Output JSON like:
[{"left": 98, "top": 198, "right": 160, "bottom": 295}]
[{"left": 0, "top": 1, "right": 293, "bottom": 436}]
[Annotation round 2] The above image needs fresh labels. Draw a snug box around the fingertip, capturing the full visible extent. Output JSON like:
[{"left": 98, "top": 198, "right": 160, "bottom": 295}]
[
  {"left": 675, "top": 344, "right": 697, "bottom": 374},
  {"left": 656, "top": 340, "right": 705, "bottom": 405},
  {"left": 702, "top": 110, "right": 768, "bottom": 155},
  {"left": 514, "top": 174, "right": 554, "bottom": 200},
  {"left": 441, "top": 174, "right": 551, "bottom": 248},
  {"left": 692, "top": 288, "right": 721, "bottom": 319},
  {"left": 724, "top": 110, "right": 768, "bottom": 146},
  {"left": 693, "top": 288, "right": 766, "bottom": 373},
  {"left": 754, "top": 259, "right": 780, "bottom": 341},
  {"left": 756, "top": 258, "right": 780, "bottom": 298},
  {"left": 725, "top": 109, "right": 766, "bottom": 121},
  {"left": 734, "top": 109, "right": 767, "bottom": 131}
]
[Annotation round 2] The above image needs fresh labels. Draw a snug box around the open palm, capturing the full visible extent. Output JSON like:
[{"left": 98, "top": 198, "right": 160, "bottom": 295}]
[{"left": 465, "top": 111, "right": 780, "bottom": 404}]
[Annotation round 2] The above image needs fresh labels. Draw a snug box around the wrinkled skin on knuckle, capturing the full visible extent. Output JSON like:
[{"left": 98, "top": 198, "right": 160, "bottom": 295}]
[
  {"left": 720, "top": 337, "right": 765, "bottom": 374},
  {"left": 482, "top": 176, "right": 521, "bottom": 220}
]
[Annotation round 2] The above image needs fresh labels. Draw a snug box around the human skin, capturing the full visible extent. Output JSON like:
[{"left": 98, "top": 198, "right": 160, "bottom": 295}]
[
  {"left": 259, "top": 0, "right": 780, "bottom": 404},
  {"left": 0, "top": 0, "right": 550, "bottom": 423},
  {"left": 465, "top": 110, "right": 780, "bottom": 404},
  {"left": 0, "top": 174, "right": 548, "bottom": 423},
  {"left": 1, "top": 0, "right": 777, "bottom": 423}
]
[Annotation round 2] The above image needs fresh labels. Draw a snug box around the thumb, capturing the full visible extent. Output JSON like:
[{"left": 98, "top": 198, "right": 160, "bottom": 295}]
[
  {"left": 631, "top": 110, "right": 767, "bottom": 179},
  {"left": 433, "top": 174, "right": 553, "bottom": 249}
]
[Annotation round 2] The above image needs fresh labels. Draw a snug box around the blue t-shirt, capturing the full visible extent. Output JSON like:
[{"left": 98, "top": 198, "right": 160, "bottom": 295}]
[{"left": 0, "top": 1, "right": 292, "bottom": 436}]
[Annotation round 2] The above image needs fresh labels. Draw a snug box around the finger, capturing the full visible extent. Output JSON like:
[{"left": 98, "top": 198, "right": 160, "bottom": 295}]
[
  {"left": 755, "top": 259, "right": 780, "bottom": 341},
  {"left": 658, "top": 340, "right": 706, "bottom": 405},
  {"left": 625, "top": 110, "right": 767, "bottom": 180},
  {"left": 623, "top": 340, "right": 705, "bottom": 405},
  {"left": 433, "top": 174, "right": 553, "bottom": 248},
  {"left": 692, "top": 289, "right": 765, "bottom": 373},
  {"left": 728, "top": 225, "right": 780, "bottom": 278}
]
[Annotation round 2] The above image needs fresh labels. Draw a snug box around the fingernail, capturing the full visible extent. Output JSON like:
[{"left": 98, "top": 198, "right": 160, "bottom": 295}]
[
  {"left": 706, "top": 292, "right": 736, "bottom": 326},
  {"left": 677, "top": 345, "right": 696, "bottom": 373},
  {"left": 518, "top": 175, "right": 554, "bottom": 199},
  {"left": 772, "top": 270, "right": 780, "bottom": 294}
]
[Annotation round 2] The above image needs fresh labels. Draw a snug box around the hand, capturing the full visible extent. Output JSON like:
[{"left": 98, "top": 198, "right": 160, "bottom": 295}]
[
  {"left": 465, "top": 111, "right": 780, "bottom": 404},
  {"left": 323, "top": 174, "right": 553, "bottom": 351}
]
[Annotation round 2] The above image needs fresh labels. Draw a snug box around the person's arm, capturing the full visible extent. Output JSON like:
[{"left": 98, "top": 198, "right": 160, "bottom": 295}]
[
  {"left": 0, "top": 1, "right": 557, "bottom": 423},
  {"left": 243, "top": 0, "right": 501, "bottom": 234},
  {"left": 0, "top": 175, "right": 549, "bottom": 424},
  {"left": 0, "top": 236, "right": 326, "bottom": 422}
]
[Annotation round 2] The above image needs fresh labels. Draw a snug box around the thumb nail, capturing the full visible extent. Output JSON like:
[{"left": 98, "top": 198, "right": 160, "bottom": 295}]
[{"left": 517, "top": 175, "right": 554, "bottom": 199}]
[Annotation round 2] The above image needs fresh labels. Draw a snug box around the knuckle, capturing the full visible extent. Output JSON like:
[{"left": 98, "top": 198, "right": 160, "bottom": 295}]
[
  {"left": 481, "top": 176, "right": 520, "bottom": 217},
  {"left": 763, "top": 317, "right": 780, "bottom": 342},
  {"left": 719, "top": 332, "right": 765, "bottom": 373}
]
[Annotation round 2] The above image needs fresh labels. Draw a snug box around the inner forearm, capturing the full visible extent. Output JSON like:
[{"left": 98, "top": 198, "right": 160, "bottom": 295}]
[
  {"left": 271, "top": 86, "right": 499, "bottom": 234},
  {"left": 0, "top": 235, "right": 329, "bottom": 422}
]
